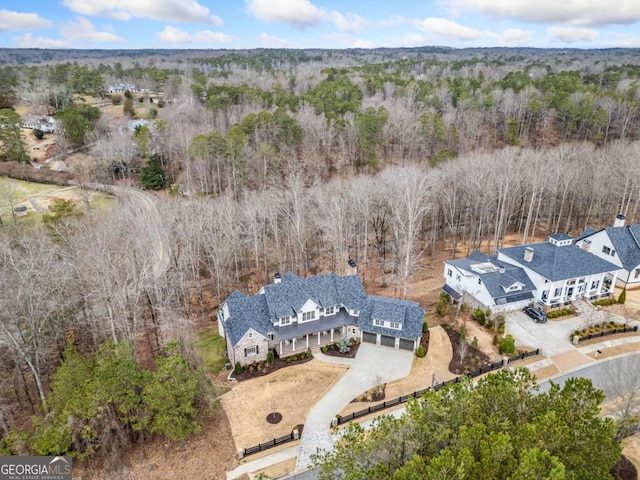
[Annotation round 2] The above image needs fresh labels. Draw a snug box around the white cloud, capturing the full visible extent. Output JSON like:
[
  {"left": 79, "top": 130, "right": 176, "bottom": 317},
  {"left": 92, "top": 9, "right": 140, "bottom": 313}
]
[
  {"left": 328, "top": 12, "right": 368, "bottom": 33},
  {"left": 446, "top": 0, "right": 640, "bottom": 27},
  {"left": 0, "top": 10, "right": 51, "bottom": 31},
  {"left": 259, "top": 33, "right": 291, "bottom": 47},
  {"left": 386, "top": 34, "right": 430, "bottom": 48},
  {"left": 246, "top": 0, "right": 368, "bottom": 32},
  {"left": 62, "top": 0, "right": 222, "bottom": 25},
  {"left": 12, "top": 33, "right": 68, "bottom": 48},
  {"left": 484, "top": 28, "right": 535, "bottom": 46},
  {"left": 417, "top": 17, "right": 483, "bottom": 41},
  {"left": 246, "top": 0, "right": 324, "bottom": 26},
  {"left": 324, "top": 33, "right": 375, "bottom": 48},
  {"left": 158, "top": 26, "right": 234, "bottom": 44},
  {"left": 608, "top": 33, "right": 640, "bottom": 48},
  {"left": 547, "top": 27, "right": 599, "bottom": 43},
  {"left": 60, "top": 17, "right": 125, "bottom": 42}
]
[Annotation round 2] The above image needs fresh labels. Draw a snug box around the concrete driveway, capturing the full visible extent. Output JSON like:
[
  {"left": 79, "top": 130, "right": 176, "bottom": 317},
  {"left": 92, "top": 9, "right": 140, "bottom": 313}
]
[
  {"left": 296, "top": 343, "right": 413, "bottom": 470},
  {"left": 506, "top": 308, "right": 629, "bottom": 357}
]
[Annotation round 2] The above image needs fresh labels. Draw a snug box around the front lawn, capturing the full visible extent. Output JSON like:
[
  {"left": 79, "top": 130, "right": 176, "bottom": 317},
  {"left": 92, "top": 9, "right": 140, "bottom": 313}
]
[{"left": 197, "top": 326, "right": 227, "bottom": 375}]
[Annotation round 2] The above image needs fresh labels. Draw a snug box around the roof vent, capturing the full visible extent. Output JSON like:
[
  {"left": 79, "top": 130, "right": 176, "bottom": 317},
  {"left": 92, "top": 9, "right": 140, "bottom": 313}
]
[
  {"left": 274, "top": 272, "right": 282, "bottom": 284},
  {"left": 523, "top": 247, "right": 534, "bottom": 263},
  {"left": 614, "top": 214, "right": 626, "bottom": 228}
]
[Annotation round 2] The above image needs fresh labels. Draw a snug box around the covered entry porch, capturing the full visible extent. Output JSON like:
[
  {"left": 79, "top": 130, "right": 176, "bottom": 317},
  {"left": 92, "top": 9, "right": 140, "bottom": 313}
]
[{"left": 272, "top": 310, "right": 356, "bottom": 357}]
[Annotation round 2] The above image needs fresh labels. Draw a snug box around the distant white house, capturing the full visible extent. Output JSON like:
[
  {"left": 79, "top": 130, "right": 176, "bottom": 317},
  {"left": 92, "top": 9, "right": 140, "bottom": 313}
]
[
  {"left": 108, "top": 83, "right": 137, "bottom": 94},
  {"left": 22, "top": 115, "right": 57, "bottom": 133},
  {"left": 444, "top": 234, "right": 619, "bottom": 312},
  {"left": 575, "top": 215, "right": 640, "bottom": 289}
]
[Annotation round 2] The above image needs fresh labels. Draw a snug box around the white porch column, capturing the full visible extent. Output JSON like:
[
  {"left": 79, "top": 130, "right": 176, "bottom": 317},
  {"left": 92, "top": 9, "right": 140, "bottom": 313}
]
[
  {"left": 279, "top": 341, "right": 282, "bottom": 355},
  {"left": 330, "top": 329, "right": 334, "bottom": 342},
  {"left": 292, "top": 338, "right": 296, "bottom": 352},
  {"left": 305, "top": 334, "right": 309, "bottom": 349},
  {"left": 317, "top": 332, "right": 321, "bottom": 345},
  {"left": 598, "top": 272, "right": 606, "bottom": 296},
  {"left": 342, "top": 326, "right": 346, "bottom": 336}
]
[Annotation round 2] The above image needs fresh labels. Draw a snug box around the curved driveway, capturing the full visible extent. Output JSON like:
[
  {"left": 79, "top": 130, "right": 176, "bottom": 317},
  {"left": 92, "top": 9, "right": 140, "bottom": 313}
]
[{"left": 295, "top": 343, "right": 414, "bottom": 471}]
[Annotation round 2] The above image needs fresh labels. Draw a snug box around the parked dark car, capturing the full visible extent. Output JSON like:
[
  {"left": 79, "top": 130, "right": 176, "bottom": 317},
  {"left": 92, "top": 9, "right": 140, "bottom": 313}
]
[{"left": 522, "top": 306, "right": 547, "bottom": 323}]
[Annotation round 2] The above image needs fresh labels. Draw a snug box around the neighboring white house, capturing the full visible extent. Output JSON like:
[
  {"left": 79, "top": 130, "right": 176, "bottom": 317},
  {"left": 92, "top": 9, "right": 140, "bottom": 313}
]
[
  {"left": 444, "top": 234, "right": 619, "bottom": 312},
  {"left": 108, "top": 83, "right": 137, "bottom": 93},
  {"left": 220, "top": 271, "right": 425, "bottom": 367},
  {"left": 575, "top": 215, "right": 640, "bottom": 289},
  {"left": 443, "top": 251, "right": 537, "bottom": 313},
  {"left": 22, "top": 116, "right": 57, "bottom": 133}
]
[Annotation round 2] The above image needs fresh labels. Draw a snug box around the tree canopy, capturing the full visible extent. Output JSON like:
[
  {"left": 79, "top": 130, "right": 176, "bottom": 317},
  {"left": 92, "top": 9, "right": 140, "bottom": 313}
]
[
  {"left": 314, "top": 368, "right": 621, "bottom": 480},
  {"left": 54, "top": 103, "right": 101, "bottom": 146}
]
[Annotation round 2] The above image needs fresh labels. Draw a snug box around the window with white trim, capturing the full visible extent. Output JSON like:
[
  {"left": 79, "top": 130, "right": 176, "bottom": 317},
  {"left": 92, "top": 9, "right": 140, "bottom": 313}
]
[
  {"left": 447, "top": 268, "right": 452, "bottom": 277},
  {"left": 635, "top": 269, "right": 640, "bottom": 279},
  {"left": 553, "top": 287, "right": 562, "bottom": 297},
  {"left": 389, "top": 321, "right": 401, "bottom": 330},
  {"left": 325, "top": 306, "right": 335, "bottom": 316},
  {"left": 247, "top": 332, "right": 253, "bottom": 339},
  {"left": 373, "top": 319, "right": 384, "bottom": 327},
  {"left": 602, "top": 245, "right": 611, "bottom": 255},
  {"left": 244, "top": 346, "right": 258, "bottom": 357},
  {"left": 591, "top": 280, "right": 600, "bottom": 290},
  {"left": 280, "top": 316, "right": 290, "bottom": 326},
  {"left": 302, "top": 311, "right": 316, "bottom": 322}
]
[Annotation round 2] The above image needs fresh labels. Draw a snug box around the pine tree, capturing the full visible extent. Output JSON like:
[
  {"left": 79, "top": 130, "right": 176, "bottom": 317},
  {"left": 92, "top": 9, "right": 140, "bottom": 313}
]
[{"left": 139, "top": 155, "right": 165, "bottom": 190}]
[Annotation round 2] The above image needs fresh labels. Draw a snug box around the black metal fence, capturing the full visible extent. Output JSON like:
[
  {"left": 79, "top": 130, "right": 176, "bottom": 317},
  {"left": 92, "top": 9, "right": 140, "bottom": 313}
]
[
  {"left": 242, "top": 430, "right": 299, "bottom": 458},
  {"left": 575, "top": 324, "right": 638, "bottom": 343},
  {"left": 335, "top": 348, "right": 541, "bottom": 426},
  {"left": 241, "top": 348, "right": 544, "bottom": 457}
]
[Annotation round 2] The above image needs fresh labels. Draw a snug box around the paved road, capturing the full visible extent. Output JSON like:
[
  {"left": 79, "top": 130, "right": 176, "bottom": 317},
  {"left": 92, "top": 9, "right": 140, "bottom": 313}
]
[{"left": 538, "top": 351, "right": 640, "bottom": 396}]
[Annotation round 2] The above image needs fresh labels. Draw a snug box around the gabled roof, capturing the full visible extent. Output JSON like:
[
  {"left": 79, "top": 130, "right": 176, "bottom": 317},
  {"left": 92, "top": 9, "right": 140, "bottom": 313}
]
[
  {"left": 359, "top": 296, "right": 424, "bottom": 340},
  {"left": 603, "top": 224, "right": 640, "bottom": 271},
  {"left": 223, "top": 291, "right": 271, "bottom": 347},
  {"left": 499, "top": 241, "right": 618, "bottom": 281},
  {"left": 446, "top": 251, "right": 536, "bottom": 304},
  {"left": 575, "top": 227, "right": 598, "bottom": 241},
  {"left": 262, "top": 272, "right": 364, "bottom": 320}
]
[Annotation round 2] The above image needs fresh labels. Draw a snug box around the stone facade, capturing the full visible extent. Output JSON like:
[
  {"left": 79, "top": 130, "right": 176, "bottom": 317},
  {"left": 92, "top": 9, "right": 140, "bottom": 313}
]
[{"left": 230, "top": 329, "right": 268, "bottom": 367}]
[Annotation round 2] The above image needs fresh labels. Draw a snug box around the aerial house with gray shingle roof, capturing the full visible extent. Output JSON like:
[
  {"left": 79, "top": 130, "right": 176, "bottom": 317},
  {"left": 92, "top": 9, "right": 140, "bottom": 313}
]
[
  {"left": 444, "top": 233, "right": 619, "bottom": 312},
  {"left": 219, "top": 271, "right": 425, "bottom": 366},
  {"left": 575, "top": 215, "right": 640, "bottom": 289}
]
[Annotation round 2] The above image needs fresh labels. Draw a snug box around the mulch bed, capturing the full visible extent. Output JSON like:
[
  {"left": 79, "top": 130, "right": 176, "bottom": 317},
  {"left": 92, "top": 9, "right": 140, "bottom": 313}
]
[
  {"left": 266, "top": 412, "right": 282, "bottom": 424},
  {"left": 443, "top": 324, "right": 493, "bottom": 375},
  {"left": 611, "top": 455, "right": 637, "bottom": 480},
  {"left": 322, "top": 341, "right": 361, "bottom": 358},
  {"left": 420, "top": 330, "right": 430, "bottom": 355},
  {"left": 230, "top": 354, "right": 314, "bottom": 382}
]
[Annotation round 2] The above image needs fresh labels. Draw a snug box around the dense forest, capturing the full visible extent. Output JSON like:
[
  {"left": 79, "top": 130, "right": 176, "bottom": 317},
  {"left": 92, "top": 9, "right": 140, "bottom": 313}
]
[{"left": 1, "top": 47, "right": 640, "bottom": 468}]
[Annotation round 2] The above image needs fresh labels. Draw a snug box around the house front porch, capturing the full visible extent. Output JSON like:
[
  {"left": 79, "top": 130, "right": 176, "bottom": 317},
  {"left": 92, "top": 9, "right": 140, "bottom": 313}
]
[{"left": 270, "top": 309, "right": 358, "bottom": 358}]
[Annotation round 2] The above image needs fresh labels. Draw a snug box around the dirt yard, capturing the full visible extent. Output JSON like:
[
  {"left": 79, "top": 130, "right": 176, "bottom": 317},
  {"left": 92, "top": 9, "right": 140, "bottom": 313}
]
[{"left": 220, "top": 359, "right": 347, "bottom": 451}]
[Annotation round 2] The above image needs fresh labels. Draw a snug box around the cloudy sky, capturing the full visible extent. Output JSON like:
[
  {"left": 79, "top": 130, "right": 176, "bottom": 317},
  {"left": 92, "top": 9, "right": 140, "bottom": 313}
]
[{"left": 2, "top": 0, "right": 640, "bottom": 50}]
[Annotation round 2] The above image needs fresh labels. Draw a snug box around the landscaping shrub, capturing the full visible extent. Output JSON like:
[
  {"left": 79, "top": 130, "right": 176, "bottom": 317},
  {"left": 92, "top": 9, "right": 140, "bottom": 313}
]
[
  {"left": 306, "top": 351, "right": 312, "bottom": 358},
  {"left": 471, "top": 337, "right": 478, "bottom": 350},
  {"left": 33, "top": 128, "right": 44, "bottom": 140},
  {"left": 422, "top": 322, "right": 429, "bottom": 333},
  {"left": 471, "top": 308, "right": 486, "bottom": 326},
  {"left": 321, "top": 346, "right": 328, "bottom": 353},
  {"left": 338, "top": 336, "right": 351, "bottom": 354},
  {"left": 286, "top": 357, "right": 292, "bottom": 364},
  {"left": 592, "top": 298, "right": 617, "bottom": 307},
  {"left": 267, "top": 349, "right": 275, "bottom": 364},
  {"left": 499, "top": 335, "right": 515, "bottom": 355},
  {"left": 618, "top": 290, "right": 627, "bottom": 304},
  {"left": 416, "top": 345, "right": 426, "bottom": 358},
  {"left": 493, "top": 334, "right": 499, "bottom": 346},
  {"left": 547, "top": 308, "right": 574, "bottom": 319},
  {"left": 496, "top": 315, "right": 505, "bottom": 333},
  {"left": 234, "top": 362, "right": 242, "bottom": 375},
  {"left": 436, "top": 292, "right": 450, "bottom": 316}
]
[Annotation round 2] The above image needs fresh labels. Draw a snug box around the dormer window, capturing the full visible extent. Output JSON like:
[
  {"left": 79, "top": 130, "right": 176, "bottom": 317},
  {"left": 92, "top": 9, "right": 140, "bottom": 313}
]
[
  {"left": 602, "top": 246, "right": 611, "bottom": 255},
  {"left": 373, "top": 319, "right": 384, "bottom": 327}
]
